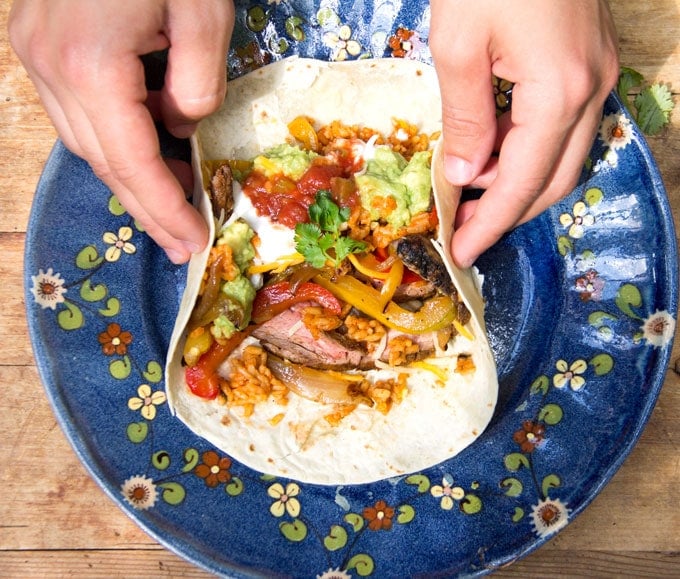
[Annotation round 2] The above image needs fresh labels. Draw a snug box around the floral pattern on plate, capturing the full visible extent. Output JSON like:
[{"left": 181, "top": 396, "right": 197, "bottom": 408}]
[{"left": 25, "top": 1, "right": 677, "bottom": 577}]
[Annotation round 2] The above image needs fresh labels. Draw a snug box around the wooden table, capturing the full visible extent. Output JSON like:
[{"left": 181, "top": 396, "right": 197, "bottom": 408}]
[{"left": 1, "top": 1, "right": 678, "bottom": 576}]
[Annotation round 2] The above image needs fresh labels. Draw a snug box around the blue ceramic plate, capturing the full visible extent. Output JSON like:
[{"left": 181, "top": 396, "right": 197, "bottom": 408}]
[{"left": 25, "top": 2, "right": 677, "bottom": 577}]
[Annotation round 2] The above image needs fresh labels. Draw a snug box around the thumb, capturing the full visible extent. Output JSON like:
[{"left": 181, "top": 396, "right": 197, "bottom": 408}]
[
  {"left": 161, "top": 1, "right": 234, "bottom": 138},
  {"left": 429, "top": 1, "right": 497, "bottom": 185}
]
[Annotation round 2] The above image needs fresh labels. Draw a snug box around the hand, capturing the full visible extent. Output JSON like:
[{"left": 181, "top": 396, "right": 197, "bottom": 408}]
[
  {"left": 429, "top": 0, "right": 619, "bottom": 268},
  {"left": 9, "top": 0, "right": 235, "bottom": 264}
]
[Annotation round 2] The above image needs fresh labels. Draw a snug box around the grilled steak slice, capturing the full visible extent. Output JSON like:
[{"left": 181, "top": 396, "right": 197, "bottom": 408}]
[
  {"left": 392, "top": 234, "right": 454, "bottom": 297},
  {"left": 210, "top": 163, "right": 234, "bottom": 221},
  {"left": 252, "top": 305, "right": 365, "bottom": 370}
]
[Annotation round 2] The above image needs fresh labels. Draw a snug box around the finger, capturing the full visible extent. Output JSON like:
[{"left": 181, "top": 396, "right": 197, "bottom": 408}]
[
  {"left": 429, "top": 0, "right": 497, "bottom": 185},
  {"left": 450, "top": 95, "right": 603, "bottom": 268},
  {"left": 160, "top": 0, "right": 234, "bottom": 137},
  {"left": 75, "top": 54, "right": 209, "bottom": 257}
]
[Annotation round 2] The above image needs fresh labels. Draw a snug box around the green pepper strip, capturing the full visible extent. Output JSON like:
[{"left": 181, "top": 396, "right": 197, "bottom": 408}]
[{"left": 313, "top": 273, "right": 456, "bottom": 334}]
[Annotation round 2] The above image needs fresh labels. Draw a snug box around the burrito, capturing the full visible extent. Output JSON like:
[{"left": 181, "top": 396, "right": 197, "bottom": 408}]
[{"left": 165, "top": 58, "right": 498, "bottom": 485}]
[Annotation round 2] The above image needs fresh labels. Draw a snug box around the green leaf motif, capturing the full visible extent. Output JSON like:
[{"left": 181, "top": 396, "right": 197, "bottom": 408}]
[
  {"left": 504, "top": 453, "right": 530, "bottom": 472},
  {"left": 285, "top": 16, "right": 306, "bottom": 41},
  {"left": 590, "top": 353, "right": 614, "bottom": 376},
  {"left": 397, "top": 504, "right": 415, "bottom": 524},
  {"left": 126, "top": 421, "right": 148, "bottom": 444},
  {"left": 542, "top": 474, "right": 561, "bottom": 498},
  {"left": 530, "top": 375, "right": 550, "bottom": 396},
  {"left": 80, "top": 279, "right": 107, "bottom": 302},
  {"left": 615, "top": 284, "right": 643, "bottom": 320},
  {"left": 108, "top": 195, "right": 127, "bottom": 216},
  {"left": 344, "top": 512, "right": 364, "bottom": 533},
  {"left": 57, "top": 301, "right": 84, "bottom": 330},
  {"left": 405, "top": 474, "right": 431, "bottom": 493},
  {"left": 588, "top": 311, "right": 617, "bottom": 328},
  {"left": 512, "top": 507, "right": 525, "bottom": 523},
  {"left": 226, "top": 477, "right": 244, "bottom": 497},
  {"left": 143, "top": 360, "right": 163, "bottom": 383},
  {"left": 557, "top": 235, "right": 573, "bottom": 256},
  {"left": 99, "top": 297, "right": 120, "bottom": 317},
  {"left": 159, "top": 482, "right": 186, "bottom": 506},
  {"left": 280, "top": 519, "right": 307, "bottom": 542},
  {"left": 109, "top": 355, "right": 132, "bottom": 380},
  {"left": 501, "top": 477, "right": 524, "bottom": 497},
  {"left": 584, "top": 187, "right": 603, "bottom": 207},
  {"left": 246, "top": 5, "right": 268, "bottom": 32},
  {"left": 182, "top": 448, "right": 200, "bottom": 472},
  {"left": 152, "top": 451, "right": 171, "bottom": 471},
  {"left": 323, "top": 524, "right": 348, "bottom": 551},
  {"left": 538, "top": 403, "right": 563, "bottom": 426},
  {"left": 76, "top": 245, "right": 104, "bottom": 270},
  {"left": 269, "top": 37, "right": 289, "bottom": 54},
  {"left": 460, "top": 494, "right": 482, "bottom": 515},
  {"left": 346, "top": 554, "right": 375, "bottom": 577}
]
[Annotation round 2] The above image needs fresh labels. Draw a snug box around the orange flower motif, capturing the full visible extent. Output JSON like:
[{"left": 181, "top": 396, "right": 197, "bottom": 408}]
[
  {"left": 387, "top": 27, "right": 414, "bottom": 58},
  {"left": 194, "top": 451, "right": 232, "bottom": 488},
  {"left": 513, "top": 420, "right": 546, "bottom": 454},
  {"left": 363, "top": 499, "right": 395, "bottom": 531},
  {"left": 98, "top": 323, "right": 133, "bottom": 356}
]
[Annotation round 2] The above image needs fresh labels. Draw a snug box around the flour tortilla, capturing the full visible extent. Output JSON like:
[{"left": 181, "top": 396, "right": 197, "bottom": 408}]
[{"left": 165, "top": 58, "right": 498, "bottom": 485}]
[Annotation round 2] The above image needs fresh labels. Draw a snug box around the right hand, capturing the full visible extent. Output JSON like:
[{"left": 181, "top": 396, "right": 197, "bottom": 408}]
[{"left": 9, "top": 0, "right": 235, "bottom": 263}]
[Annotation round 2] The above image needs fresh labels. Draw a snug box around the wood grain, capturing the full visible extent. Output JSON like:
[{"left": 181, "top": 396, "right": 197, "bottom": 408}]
[{"left": 1, "top": 0, "right": 678, "bottom": 576}]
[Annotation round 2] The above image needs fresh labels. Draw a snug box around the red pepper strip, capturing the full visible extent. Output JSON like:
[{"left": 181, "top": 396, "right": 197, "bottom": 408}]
[
  {"left": 251, "top": 281, "right": 342, "bottom": 324},
  {"left": 373, "top": 247, "right": 423, "bottom": 284},
  {"left": 185, "top": 330, "right": 251, "bottom": 399}
]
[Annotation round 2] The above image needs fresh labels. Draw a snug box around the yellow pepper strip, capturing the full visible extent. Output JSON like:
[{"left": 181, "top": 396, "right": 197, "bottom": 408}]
[
  {"left": 409, "top": 361, "right": 449, "bottom": 385},
  {"left": 183, "top": 326, "right": 215, "bottom": 367},
  {"left": 453, "top": 319, "right": 474, "bottom": 341},
  {"left": 378, "top": 257, "right": 403, "bottom": 310},
  {"left": 248, "top": 253, "right": 306, "bottom": 275},
  {"left": 287, "top": 115, "right": 320, "bottom": 152},
  {"left": 347, "top": 253, "right": 391, "bottom": 280},
  {"left": 313, "top": 273, "right": 456, "bottom": 334}
]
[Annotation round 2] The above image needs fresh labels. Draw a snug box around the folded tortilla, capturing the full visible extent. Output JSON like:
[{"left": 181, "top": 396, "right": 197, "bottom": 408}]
[{"left": 165, "top": 58, "right": 498, "bottom": 485}]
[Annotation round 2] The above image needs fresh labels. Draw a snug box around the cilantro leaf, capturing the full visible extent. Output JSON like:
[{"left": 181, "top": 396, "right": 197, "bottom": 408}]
[
  {"left": 616, "top": 67, "right": 675, "bottom": 136},
  {"left": 634, "top": 83, "right": 674, "bottom": 136},
  {"left": 294, "top": 190, "right": 367, "bottom": 268}
]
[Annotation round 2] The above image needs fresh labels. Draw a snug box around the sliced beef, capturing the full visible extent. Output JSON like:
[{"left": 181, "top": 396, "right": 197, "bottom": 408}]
[
  {"left": 210, "top": 163, "right": 234, "bottom": 220},
  {"left": 252, "top": 305, "right": 365, "bottom": 370},
  {"left": 391, "top": 234, "right": 455, "bottom": 297}
]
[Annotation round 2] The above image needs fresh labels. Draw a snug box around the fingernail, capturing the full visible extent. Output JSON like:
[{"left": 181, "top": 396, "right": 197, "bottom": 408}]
[{"left": 444, "top": 155, "right": 475, "bottom": 185}]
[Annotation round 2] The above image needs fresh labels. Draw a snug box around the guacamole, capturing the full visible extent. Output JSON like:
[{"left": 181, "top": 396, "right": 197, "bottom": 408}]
[
  {"left": 253, "top": 143, "right": 317, "bottom": 181},
  {"left": 355, "top": 147, "right": 432, "bottom": 229}
]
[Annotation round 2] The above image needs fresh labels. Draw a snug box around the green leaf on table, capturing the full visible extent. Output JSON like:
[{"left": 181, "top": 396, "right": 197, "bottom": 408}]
[{"left": 634, "top": 83, "right": 675, "bottom": 136}]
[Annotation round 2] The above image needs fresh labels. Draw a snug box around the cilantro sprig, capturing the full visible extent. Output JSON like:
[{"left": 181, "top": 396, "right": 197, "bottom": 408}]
[
  {"left": 294, "top": 190, "right": 367, "bottom": 268},
  {"left": 617, "top": 67, "right": 675, "bottom": 136}
]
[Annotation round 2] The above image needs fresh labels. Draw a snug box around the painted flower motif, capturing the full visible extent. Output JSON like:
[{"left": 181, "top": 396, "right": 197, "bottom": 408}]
[
  {"left": 530, "top": 498, "right": 570, "bottom": 538},
  {"left": 121, "top": 474, "right": 158, "bottom": 510},
  {"left": 599, "top": 113, "right": 633, "bottom": 150},
  {"left": 30, "top": 268, "right": 67, "bottom": 310},
  {"left": 316, "top": 568, "right": 351, "bottom": 579},
  {"left": 430, "top": 474, "right": 466, "bottom": 510},
  {"left": 513, "top": 420, "right": 546, "bottom": 453},
  {"left": 593, "top": 147, "right": 619, "bottom": 172},
  {"left": 387, "top": 27, "right": 415, "bottom": 58},
  {"left": 559, "top": 201, "right": 595, "bottom": 239},
  {"left": 98, "top": 322, "right": 133, "bottom": 356},
  {"left": 127, "top": 384, "right": 167, "bottom": 420},
  {"left": 268, "top": 482, "right": 301, "bottom": 517},
  {"left": 575, "top": 269, "right": 605, "bottom": 302},
  {"left": 640, "top": 310, "right": 676, "bottom": 348},
  {"left": 363, "top": 499, "right": 395, "bottom": 531},
  {"left": 493, "top": 76, "right": 513, "bottom": 112},
  {"left": 194, "top": 451, "right": 233, "bottom": 488},
  {"left": 103, "top": 226, "right": 136, "bottom": 262},
  {"left": 324, "top": 24, "right": 361, "bottom": 61},
  {"left": 553, "top": 359, "right": 587, "bottom": 391}
]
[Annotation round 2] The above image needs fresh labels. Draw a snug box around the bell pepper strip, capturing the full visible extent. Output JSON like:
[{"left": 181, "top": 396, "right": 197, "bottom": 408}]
[
  {"left": 287, "top": 115, "right": 320, "bottom": 152},
  {"left": 251, "top": 281, "right": 342, "bottom": 324},
  {"left": 313, "top": 273, "right": 456, "bottom": 334},
  {"left": 347, "top": 253, "right": 391, "bottom": 280},
  {"left": 185, "top": 329, "right": 252, "bottom": 399},
  {"left": 378, "top": 257, "right": 403, "bottom": 309}
]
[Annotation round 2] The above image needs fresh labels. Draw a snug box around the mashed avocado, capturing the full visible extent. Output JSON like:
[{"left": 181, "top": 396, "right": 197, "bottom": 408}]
[
  {"left": 253, "top": 143, "right": 317, "bottom": 181},
  {"left": 355, "top": 147, "right": 431, "bottom": 229},
  {"left": 212, "top": 220, "right": 257, "bottom": 340}
]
